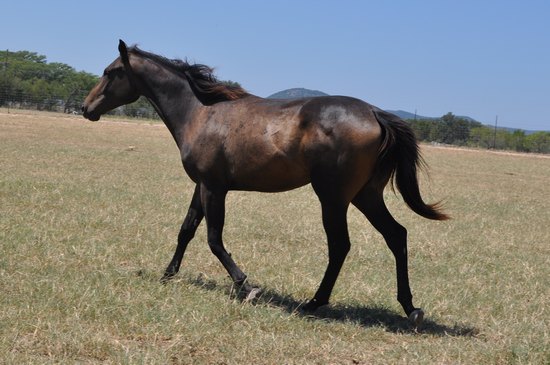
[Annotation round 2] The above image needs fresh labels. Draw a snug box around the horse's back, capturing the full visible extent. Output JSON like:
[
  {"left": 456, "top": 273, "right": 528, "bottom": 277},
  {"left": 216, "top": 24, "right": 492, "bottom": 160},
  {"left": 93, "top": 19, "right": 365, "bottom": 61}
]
[{"left": 237, "top": 94, "right": 383, "bottom": 150}]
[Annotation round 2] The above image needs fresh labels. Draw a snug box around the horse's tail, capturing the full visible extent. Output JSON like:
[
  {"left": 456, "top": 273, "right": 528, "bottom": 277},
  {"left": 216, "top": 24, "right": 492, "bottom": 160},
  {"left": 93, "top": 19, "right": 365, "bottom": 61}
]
[{"left": 373, "top": 109, "right": 449, "bottom": 221}]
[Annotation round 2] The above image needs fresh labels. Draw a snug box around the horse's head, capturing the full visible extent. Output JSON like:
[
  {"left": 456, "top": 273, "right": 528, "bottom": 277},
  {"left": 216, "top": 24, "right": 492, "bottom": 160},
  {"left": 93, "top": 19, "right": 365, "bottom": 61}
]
[{"left": 82, "top": 40, "right": 140, "bottom": 121}]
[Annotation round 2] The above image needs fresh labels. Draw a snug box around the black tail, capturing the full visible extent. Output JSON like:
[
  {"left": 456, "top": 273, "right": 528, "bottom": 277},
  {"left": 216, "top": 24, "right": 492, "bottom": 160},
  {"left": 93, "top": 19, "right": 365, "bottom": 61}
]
[{"left": 373, "top": 109, "right": 449, "bottom": 221}]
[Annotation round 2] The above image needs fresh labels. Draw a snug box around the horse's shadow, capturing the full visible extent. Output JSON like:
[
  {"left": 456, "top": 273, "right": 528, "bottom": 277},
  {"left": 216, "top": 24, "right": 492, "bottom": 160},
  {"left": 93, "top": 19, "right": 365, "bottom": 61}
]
[{"left": 168, "top": 273, "right": 478, "bottom": 337}]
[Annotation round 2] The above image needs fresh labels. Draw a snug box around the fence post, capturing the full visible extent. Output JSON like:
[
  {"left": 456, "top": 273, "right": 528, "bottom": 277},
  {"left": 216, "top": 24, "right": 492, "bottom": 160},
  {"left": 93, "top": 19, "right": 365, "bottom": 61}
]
[
  {"left": 3, "top": 49, "right": 9, "bottom": 113},
  {"left": 492, "top": 115, "right": 498, "bottom": 149}
]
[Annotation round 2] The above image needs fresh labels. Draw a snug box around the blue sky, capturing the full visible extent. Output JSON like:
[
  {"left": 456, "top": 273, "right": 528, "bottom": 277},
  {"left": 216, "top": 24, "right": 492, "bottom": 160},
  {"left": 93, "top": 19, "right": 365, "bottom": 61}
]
[{"left": 2, "top": 0, "right": 549, "bottom": 130}]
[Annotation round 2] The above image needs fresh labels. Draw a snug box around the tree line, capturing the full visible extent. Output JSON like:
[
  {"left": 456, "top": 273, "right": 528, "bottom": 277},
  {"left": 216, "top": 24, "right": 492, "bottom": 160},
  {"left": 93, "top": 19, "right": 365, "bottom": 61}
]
[
  {"left": 0, "top": 50, "right": 98, "bottom": 113},
  {"left": 1, "top": 49, "right": 548, "bottom": 153},
  {"left": 408, "top": 112, "right": 549, "bottom": 154}
]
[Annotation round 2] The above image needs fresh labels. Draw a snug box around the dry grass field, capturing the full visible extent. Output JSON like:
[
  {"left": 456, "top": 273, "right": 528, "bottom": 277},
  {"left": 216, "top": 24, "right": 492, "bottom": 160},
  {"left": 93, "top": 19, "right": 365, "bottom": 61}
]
[{"left": 1, "top": 109, "right": 549, "bottom": 364}]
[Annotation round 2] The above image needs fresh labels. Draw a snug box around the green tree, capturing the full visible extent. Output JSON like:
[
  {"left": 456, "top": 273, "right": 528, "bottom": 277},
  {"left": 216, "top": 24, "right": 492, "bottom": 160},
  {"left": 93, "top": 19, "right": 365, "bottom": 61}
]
[
  {"left": 525, "top": 132, "right": 550, "bottom": 153},
  {"left": 469, "top": 126, "right": 494, "bottom": 148},
  {"left": 506, "top": 130, "right": 527, "bottom": 152},
  {"left": 409, "top": 119, "right": 436, "bottom": 141},
  {"left": 1, "top": 49, "right": 98, "bottom": 111}
]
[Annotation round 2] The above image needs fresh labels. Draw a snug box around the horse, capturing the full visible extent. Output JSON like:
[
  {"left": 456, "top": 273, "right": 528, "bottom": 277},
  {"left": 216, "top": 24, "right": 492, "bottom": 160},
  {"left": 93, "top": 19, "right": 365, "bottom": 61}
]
[{"left": 82, "top": 40, "right": 448, "bottom": 327}]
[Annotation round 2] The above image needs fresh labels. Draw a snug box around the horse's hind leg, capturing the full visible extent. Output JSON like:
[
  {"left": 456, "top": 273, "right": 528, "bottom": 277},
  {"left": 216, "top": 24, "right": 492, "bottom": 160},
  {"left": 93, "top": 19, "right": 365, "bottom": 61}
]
[
  {"left": 161, "top": 184, "right": 204, "bottom": 282},
  {"left": 352, "top": 187, "right": 424, "bottom": 326},
  {"left": 303, "top": 184, "right": 351, "bottom": 311}
]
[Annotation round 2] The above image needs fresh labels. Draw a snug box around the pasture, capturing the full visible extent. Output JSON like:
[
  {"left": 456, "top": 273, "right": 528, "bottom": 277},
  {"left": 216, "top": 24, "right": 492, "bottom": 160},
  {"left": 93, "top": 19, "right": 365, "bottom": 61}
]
[{"left": 1, "top": 110, "right": 549, "bottom": 364}]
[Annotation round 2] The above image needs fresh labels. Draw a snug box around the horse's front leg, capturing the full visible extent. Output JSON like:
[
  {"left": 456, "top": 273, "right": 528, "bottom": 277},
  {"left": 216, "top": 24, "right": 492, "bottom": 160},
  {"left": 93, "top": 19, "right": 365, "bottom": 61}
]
[
  {"left": 200, "top": 184, "right": 259, "bottom": 299},
  {"left": 161, "top": 184, "right": 204, "bottom": 282}
]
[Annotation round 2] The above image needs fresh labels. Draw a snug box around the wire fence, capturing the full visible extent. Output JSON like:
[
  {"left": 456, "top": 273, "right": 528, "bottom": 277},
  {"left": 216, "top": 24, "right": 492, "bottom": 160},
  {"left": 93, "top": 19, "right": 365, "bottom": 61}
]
[
  {"left": 0, "top": 90, "right": 159, "bottom": 119},
  {"left": 0, "top": 89, "right": 88, "bottom": 114}
]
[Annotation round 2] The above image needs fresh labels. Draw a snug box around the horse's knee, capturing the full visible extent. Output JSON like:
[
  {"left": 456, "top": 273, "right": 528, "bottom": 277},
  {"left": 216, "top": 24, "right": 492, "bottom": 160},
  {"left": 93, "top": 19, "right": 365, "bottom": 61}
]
[
  {"left": 207, "top": 240, "right": 226, "bottom": 257},
  {"left": 178, "top": 211, "right": 201, "bottom": 243},
  {"left": 337, "top": 240, "right": 351, "bottom": 258},
  {"left": 178, "top": 228, "right": 195, "bottom": 243}
]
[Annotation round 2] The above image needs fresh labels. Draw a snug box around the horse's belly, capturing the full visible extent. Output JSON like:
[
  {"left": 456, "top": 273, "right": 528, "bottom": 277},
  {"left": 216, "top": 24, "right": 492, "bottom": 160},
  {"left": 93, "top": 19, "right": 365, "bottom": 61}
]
[{"left": 231, "top": 159, "right": 310, "bottom": 192}]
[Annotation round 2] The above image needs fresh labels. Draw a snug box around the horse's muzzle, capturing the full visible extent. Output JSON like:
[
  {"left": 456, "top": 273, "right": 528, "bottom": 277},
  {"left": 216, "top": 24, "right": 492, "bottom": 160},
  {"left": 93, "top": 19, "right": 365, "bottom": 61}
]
[{"left": 81, "top": 105, "right": 100, "bottom": 121}]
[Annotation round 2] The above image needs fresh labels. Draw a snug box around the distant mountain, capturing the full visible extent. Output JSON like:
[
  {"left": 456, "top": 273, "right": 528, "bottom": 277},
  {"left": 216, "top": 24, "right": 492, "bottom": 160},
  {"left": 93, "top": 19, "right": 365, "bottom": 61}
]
[
  {"left": 266, "top": 89, "right": 541, "bottom": 132},
  {"left": 386, "top": 110, "right": 431, "bottom": 120},
  {"left": 385, "top": 110, "right": 479, "bottom": 122},
  {"left": 267, "top": 88, "right": 328, "bottom": 99},
  {"left": 455, "top": 115, "right": 479, "bottom": 123}
]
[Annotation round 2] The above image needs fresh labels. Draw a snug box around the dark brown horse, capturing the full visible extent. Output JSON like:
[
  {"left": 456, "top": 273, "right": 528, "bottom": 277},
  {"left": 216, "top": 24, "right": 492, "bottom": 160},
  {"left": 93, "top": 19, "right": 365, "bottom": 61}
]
[{"left": 82, "top": 40, "right": 448, "bottom": 327}]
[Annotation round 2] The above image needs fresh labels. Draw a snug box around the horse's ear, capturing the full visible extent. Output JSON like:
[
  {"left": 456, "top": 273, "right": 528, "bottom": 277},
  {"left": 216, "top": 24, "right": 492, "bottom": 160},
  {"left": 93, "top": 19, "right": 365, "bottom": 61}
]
[{"left": 118, "top": 39, "right": 130, "bottom": 66}]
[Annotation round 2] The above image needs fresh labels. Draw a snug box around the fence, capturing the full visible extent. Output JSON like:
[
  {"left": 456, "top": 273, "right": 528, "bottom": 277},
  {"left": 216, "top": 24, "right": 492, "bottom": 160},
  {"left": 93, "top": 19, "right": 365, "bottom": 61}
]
[
  {"left": 0, "top": 89, "right": 159, "bottom": 119},
  {"left": 0, "top": 89, "right": 90, "bottom": 114}
]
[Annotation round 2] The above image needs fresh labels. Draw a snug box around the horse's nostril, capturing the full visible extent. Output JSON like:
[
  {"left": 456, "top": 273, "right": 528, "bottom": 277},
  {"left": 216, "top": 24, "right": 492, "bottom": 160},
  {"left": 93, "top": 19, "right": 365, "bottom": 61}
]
[{"left": 81, "top": 105, "right": 86, "bottom": 112}]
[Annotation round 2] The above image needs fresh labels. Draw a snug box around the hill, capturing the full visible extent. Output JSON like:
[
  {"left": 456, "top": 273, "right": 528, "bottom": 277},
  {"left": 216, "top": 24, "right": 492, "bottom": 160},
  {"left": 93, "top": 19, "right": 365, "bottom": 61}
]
[
  {"left": 386, "top": 110, "right": 430, "bottom": 120},
  {"left": 267, "top": 88, "right": 328, "bottom": 99}
]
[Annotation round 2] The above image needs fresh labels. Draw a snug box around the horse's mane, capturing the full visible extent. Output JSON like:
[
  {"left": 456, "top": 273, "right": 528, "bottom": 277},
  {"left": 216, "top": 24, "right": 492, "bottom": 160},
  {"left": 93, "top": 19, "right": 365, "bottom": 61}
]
[{"left": 128, "top": 45, "right": 249, "bottom": 105}]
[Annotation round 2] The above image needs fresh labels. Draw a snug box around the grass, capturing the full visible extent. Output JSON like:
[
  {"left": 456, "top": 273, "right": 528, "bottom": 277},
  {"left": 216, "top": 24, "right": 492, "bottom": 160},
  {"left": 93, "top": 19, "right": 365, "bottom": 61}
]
[{"left": 1, "top": 109, "right": 549, "bottom": 364}]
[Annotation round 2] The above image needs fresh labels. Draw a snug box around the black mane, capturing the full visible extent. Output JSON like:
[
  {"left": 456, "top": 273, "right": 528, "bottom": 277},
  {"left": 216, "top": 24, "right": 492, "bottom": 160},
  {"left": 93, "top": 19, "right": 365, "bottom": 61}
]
[{"left": 128, "top": 45, "right": 249, "bottom": 105}]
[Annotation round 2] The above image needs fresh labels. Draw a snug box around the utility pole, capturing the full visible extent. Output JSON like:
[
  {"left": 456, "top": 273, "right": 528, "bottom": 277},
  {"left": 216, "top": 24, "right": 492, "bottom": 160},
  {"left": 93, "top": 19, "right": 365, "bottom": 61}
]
[
  {"left": 492, "top": 115, "right": 498, "bottom": 149},
  {"left": 3, "top": 49, "right": 8, "bottom": 113}
]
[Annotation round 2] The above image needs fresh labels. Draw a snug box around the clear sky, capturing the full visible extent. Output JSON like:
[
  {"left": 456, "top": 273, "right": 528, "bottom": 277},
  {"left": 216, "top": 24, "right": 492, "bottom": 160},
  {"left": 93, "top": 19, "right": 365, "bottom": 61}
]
[{"left": 2, "top": 0, "right": 549, "bottom": 130}]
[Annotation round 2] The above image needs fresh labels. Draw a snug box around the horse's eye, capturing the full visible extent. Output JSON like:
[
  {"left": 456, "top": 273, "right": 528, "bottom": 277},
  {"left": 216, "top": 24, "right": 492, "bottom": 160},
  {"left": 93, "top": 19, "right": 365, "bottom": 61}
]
[{"left": 106, "top": 68, "right": 124, "bottom": 78}]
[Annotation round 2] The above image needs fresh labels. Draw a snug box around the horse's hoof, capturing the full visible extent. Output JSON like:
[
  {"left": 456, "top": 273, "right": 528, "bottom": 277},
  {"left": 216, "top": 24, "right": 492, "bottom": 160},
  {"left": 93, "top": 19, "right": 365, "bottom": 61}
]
[
  {"left": 301, "top": 298, "right": 328, "bottom": 312},
  {"left": 408, "top": 308, "right": 424, "bottom": 328},
  {"left": 160, "top": 274, "right": 173, "bottom": 284},
  {"left": 234, "top": 282, "right": 261, "bottom": 302},
  {"left": 244, "top": 287, "right": 262, "bottom": 302}
]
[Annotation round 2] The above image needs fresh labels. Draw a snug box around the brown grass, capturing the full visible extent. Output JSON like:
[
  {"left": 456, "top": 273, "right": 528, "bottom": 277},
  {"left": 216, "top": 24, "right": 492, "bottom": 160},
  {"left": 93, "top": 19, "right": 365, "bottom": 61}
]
[{"left": 1, "top": 110, "right": 549, "bottom": 364}]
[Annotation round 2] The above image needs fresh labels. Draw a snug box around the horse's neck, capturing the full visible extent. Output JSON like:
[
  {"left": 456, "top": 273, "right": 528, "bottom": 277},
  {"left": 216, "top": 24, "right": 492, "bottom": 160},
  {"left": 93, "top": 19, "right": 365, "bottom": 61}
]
[{"left": 138, "top": 65, "right": 203, "bottom": 147}]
